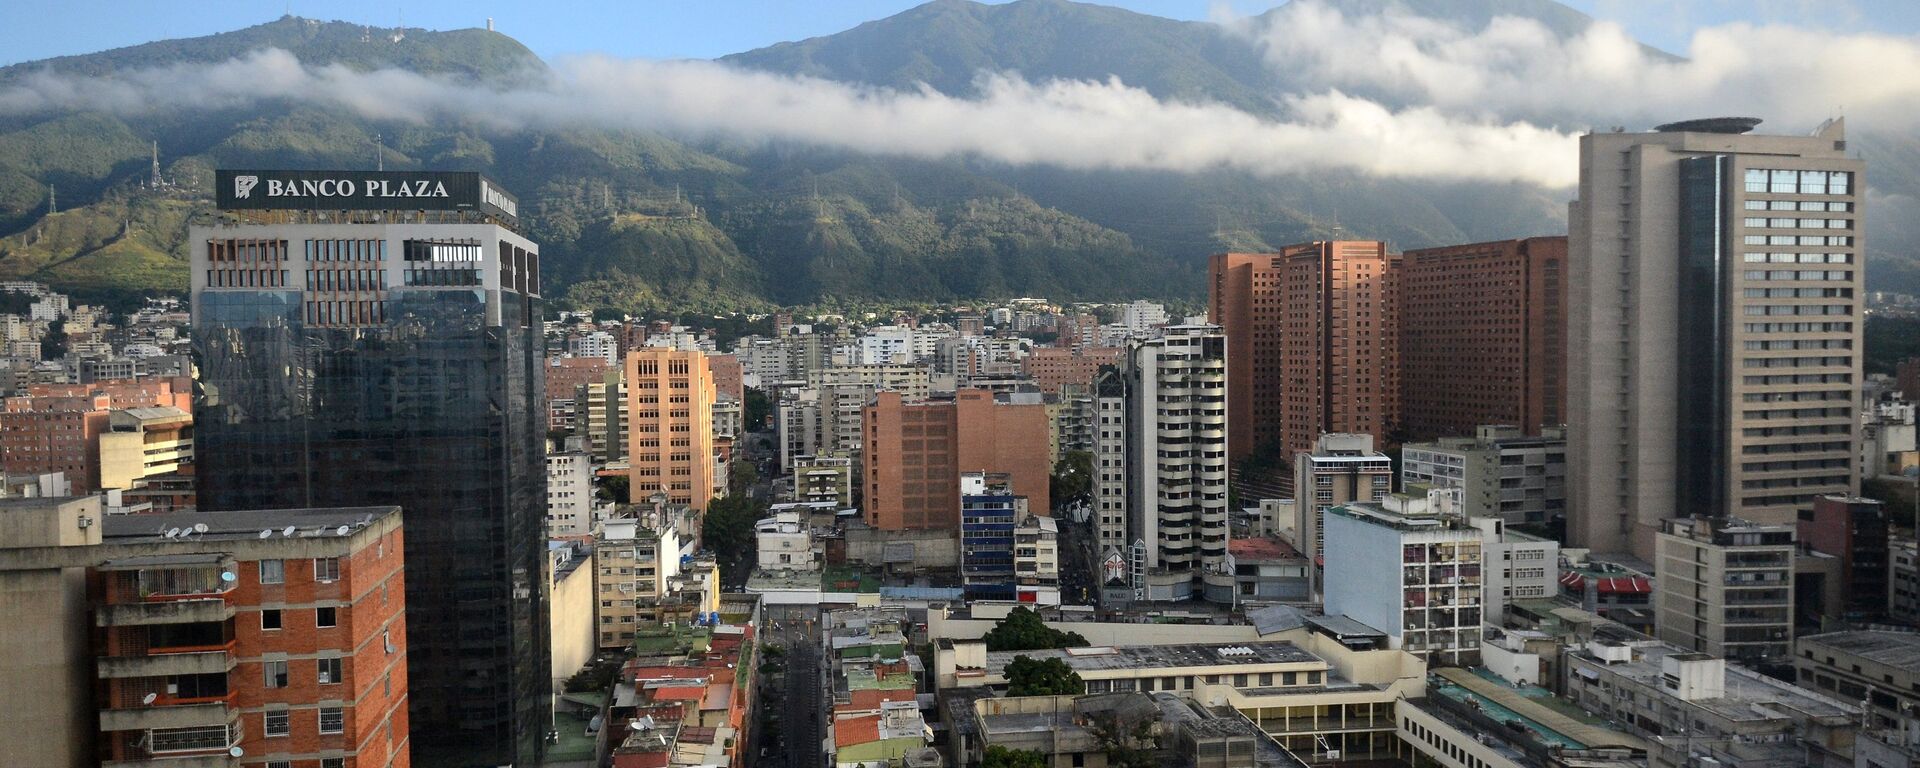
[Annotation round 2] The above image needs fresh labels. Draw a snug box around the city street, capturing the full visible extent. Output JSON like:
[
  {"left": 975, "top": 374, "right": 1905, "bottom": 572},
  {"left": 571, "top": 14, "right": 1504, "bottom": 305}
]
[{"left": 766, "top": 604, "right": 824, "bottom": 768}]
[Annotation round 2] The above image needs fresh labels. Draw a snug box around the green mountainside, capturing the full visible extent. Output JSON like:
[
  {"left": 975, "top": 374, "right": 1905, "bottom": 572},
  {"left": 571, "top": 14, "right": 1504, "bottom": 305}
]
[{"left": 1, "top": 1, "right": 1914, "bottom": 308}]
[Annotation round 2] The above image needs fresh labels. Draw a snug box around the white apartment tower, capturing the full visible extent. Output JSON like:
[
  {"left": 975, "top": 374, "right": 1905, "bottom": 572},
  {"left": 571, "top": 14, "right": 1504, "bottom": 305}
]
[{"left": 1567, "top": 118, "right": 1865, "bottom": 559}]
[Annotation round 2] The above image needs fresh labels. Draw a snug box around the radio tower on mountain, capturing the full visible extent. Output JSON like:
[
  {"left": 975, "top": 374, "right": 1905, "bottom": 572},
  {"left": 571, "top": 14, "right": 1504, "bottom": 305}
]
[{"left": 149, "top": 141, "right": 164, "bottom": 188}]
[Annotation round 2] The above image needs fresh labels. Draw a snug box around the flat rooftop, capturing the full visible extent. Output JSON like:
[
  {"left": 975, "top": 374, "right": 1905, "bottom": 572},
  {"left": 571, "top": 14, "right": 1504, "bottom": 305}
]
[
  {"left": 101, "top": 506, "right": 400, "bottom": 544},
  {"left": 1573, "top": 642, "right": 1855, "bottom": 722},
  {"left": 1799, "top": 630, "right": 1920, "bottom": 667},
  {"left": 984, "top": 640, "right": 1321, "bottom": 676}
]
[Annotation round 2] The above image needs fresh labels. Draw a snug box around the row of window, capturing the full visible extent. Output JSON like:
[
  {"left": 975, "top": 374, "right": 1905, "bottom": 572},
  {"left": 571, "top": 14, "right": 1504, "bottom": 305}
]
[
  {"left": 1742, "top": 304, "right": 1852, "bottom": 316},
  {"left": 1744, "top": 270, "right": 1852, "bottom": 282},
  {"left": 258, "top": 557, "right": 341, "bottom": 584},
  {"left": 1746, "top": 199, "right": 1852, "bottom": 212},
  {"left": 1743, "top": 234, "right": 1853, "bottom": 246},
  {"left": 1742, "top": 217, "right": 1852, "bottom": 230},
  {"left": 1743, "top": 252, "right": 1853, "bottom": 264},
  {"left": 206, "top": 268, "right": 288, "bottom": 288},
  {"left": 262, "top": 657, "right": 343, "bottom": 688},
  {"left": 1745, "top": 169, "right": 1853, "bottom": 195},
  {"left": 1743, "top": 287, "right": 1852, "bottom": 299},
  {"left": 263, "top": 705, "right": 345, "bottom": 736}
]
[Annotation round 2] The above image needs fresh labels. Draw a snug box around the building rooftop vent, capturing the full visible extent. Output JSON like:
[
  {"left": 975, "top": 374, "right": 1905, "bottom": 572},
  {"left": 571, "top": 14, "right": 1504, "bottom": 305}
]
[{"left": 1654, "top": 117, "right": 1763, "bottom": 134}]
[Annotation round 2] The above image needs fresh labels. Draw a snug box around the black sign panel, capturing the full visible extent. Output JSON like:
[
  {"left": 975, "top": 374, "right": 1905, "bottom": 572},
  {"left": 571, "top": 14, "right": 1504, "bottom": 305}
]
[{"left": 215, "top": 170, "right": 518, "bottom": 224}]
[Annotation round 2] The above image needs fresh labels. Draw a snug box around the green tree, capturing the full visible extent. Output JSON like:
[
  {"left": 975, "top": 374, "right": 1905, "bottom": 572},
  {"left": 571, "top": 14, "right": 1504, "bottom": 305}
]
[
  {"left": 1005, "top": 655, "right": 1084, "bottom": 697},
  {"left": 982, "top": 746, "right": 1049, "bottom": 768},
  {"left": 983, "top": 607, "right": 1088, "bottom": 652},
  {"left": 702, "top": 494, "right": 765, "bottom": 581},
  {"left": 598, "top": 475, "right": 631, "bottom": 504},
  {"left": 728, "top": 459, "right": 760, "bottom": 496},
  {"left": 1087, "top": 708, "right": 1159, "bottom": 768},
  {"left": 744, "top": 388, "right": 773, "bottom": 431},
  {"left": 1050, "top": 450, "right": 1093, "bottom": 507}
]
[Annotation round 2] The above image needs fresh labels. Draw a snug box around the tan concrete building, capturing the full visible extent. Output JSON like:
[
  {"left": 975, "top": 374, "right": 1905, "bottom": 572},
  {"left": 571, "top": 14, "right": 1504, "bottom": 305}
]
[
  {"left": 1567, "top": 118, "right": 1865, "bottom": 558},
  {"left": 626, "top": 348, "right": 717, "bottom": 511},
  {"left": 97, "top": 405, "right": 193, "bottom": 492},
  {"left": 548, "top": 541, "right": 595, "bottom": 689},
  {"left": 1289, "top": 433, "right": 1392, "bottom": 566},
  {"left": 1654, "top": 516, "right": 1795, "bottom": 664}
]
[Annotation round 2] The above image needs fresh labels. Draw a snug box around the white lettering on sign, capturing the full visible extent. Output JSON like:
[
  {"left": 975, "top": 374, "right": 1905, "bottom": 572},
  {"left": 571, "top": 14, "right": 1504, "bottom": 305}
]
[{"left": 260, "top": 178, "right": 449, "bottom": 199}]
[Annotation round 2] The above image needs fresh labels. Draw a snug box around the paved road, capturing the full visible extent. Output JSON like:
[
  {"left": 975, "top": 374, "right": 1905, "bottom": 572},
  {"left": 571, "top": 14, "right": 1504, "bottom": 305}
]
[{"left": 768, "top": 605, "right": 824, "bottom": 768}]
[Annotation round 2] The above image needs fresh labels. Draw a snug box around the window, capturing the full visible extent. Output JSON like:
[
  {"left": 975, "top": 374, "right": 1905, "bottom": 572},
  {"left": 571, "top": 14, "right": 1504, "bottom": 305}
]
[
  {"left": 259, "top": 559, "right": 284, "bottom": 585},
  {"left": 267, "top": 762, "right": 292, "bottom": 768},
  {"left": 318, "top": 657, "right": 343, "bottom": 685},
  {"left": 264, "top": 660, "right": 288, "bottom": 688},
  {"left": 314, "top": 557, "right": 341, "bottom": 582},
  {"left": 323, "top": 759, "right": 345, "bottom": 768},
  {"left": 261, "top": 609, "right": 282, "bottom": 631},
  {"left": 319, "top": 706, "right": 344, "bottom": 734},
  {"left": 265, "top": 709, "right": 290, "bottom": 737},
  {"left": 317, "top": 606, "right": 337, "bottom": 628}
]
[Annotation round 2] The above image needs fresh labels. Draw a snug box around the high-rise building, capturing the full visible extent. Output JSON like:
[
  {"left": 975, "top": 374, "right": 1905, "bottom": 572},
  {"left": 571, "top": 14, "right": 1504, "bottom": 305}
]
[
  {"left": 1208, "top": 242, "right": 1399, "bottom": 461},
  {"left": 1400, "top": 425, "right": 1567, "bottom": 526},
  {"left": 0, "top": 497, "right": 409, "bottom": 768},
  {"left": 1567, "top": 119, "right": 1865, "bottom": 558},
  {"left": 1398, "top": 237, "right": 1567, "bottom": 440},
  {"left": 625, "top": 347, "right": 717, "bottom": 511},
  {"left": 1654, "top": 515, "right": 1796, "bottom": 664},
  {"left": 546, "top": 451, "right": 599, "bottom": 538},
  {"left": 1322, "top": 493, "right": 1485, "bottom": 666},
  {"left": 1106, "top": 325, "right": 1232, "bottom": 603},
  {"left": 1020, "top": 346, "right": 1121, "bottom": 395},
  {"left": 192, "top": 170, "right": 548, "bottom": 766},
  {"left": 575, "top": 367, "right": 627, "bottom": 463},
  {"left": 861, "top": 389, "right": 1049, "bottom": 531},
  {"left": 1091, "top": 369, "right": 1129, "bottom": 560}
]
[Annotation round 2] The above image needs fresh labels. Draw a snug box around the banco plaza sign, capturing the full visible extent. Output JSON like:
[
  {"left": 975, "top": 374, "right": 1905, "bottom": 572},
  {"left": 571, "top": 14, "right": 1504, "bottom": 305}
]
[{"left": 216, "top": 169, "right": 518, "bottom": 226}]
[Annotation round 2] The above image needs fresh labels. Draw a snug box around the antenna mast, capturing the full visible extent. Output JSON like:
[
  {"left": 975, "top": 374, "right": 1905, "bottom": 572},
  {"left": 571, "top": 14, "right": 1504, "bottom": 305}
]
[
  {"left": 375, "top": 134, "right": 384, "bottom": 171},
  {"left": 47, "top": 184, "right": 55, "bottom": 215}
]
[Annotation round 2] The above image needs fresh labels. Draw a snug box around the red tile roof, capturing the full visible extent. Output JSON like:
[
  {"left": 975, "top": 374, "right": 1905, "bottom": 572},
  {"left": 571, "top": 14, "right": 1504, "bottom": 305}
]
[{"left": 835, "top": 715, "right": 882, "bottom": 748}]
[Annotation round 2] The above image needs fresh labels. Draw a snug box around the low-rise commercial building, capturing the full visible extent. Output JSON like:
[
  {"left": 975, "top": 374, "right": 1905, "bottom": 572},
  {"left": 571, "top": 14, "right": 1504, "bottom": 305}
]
[
  {"left": 1323, "top": 494, "right": 1485, "bottom": 666},
  {"left": 1795, "top": 631, "right": 1920, "bottom": 730},
  {"left": 1401, "top": 425, "right": 1567, "bottom": 526}
]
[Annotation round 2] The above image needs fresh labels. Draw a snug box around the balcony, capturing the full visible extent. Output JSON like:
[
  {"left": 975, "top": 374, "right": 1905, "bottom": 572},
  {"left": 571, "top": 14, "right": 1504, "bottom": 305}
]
[
  {"left": 97, "top": 651, "right": 234, "bottom": 680},
  {"left": 99, "top": 702, "right": 234, "bottom": 732},
  {"left": 103, "top": 721, "right": 243, "bottom": 768},
  {"left": 97, "top": 599, "right": 235, "bottom": 628}
]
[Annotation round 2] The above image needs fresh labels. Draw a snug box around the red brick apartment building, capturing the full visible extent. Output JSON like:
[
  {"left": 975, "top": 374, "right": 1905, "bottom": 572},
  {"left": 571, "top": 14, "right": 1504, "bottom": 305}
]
[
  {"left": 0, "top": 376, "right": 193, "bottom": 493},
  {"left": 1399, "top": 236, "right": 1566, "bottom": 440},
  {"left": 0, "top": 497, "right": 408, "bottom": 768},
  {"left": 1210, "top": 237, "right": 1568, "bottom": 456},
  {"left": 1020, "top": 346, "right": 1122, "bottom": 395},
  {"left": 1209, "top": 242, "right": 1400, "bottom": 460},
  {"left": 862, "top": 389, "right": 1050, "bottom": 530}
]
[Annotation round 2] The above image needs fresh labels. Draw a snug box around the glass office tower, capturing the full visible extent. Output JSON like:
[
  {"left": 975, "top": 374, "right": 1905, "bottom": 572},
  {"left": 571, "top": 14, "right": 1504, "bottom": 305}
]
[{"left": 191, "top": 217, "right": 550, "bottom": 767}]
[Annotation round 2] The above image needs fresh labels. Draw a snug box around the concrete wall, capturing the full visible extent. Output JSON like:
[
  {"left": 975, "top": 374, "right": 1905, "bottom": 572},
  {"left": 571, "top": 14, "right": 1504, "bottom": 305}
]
[
  {"left": 1321, "top": 511, "right": 1405, "bottom": 641},
  {"left": 844, "top": 524, "right": 959, "bottom": 569},
  {"left": 550, "top": 552, "right": 596, "bottom": 685},
  {"left": 0, "top": 567, "right": 93, "bottom": 768},
  {"left": 927, "top": 614, "right": 1261, "bottom": 647}
]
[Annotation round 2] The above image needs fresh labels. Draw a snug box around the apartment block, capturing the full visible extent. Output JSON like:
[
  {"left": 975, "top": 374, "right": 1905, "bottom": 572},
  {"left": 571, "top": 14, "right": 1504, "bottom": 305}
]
[
  {"left": 861, "top": 389, "right": 1049, "bottom": 531},
  {"left": 0, "top": 497, "right": 409, "bottom": 768},
  {"left": 1291, "top": 433, "right": 1392, "bottom": 567},
  {"left": 960, "top": 472, "right": 1026, "bottom": 601},
  {"left": 1323, "top": 494, "right": 1485, "bottom": 666},
  {"left": 1568, "top": 119, "right": 1865, "bottom": 559},
  {"left": 1401, "top": 425, "right": 1567, "bottom": 526},
  {"left": 1796, "top": 494, "right": 1889, "bottom": 622},
  {"left": 627, "top": 348, "right": 717, "bottom": 511},
  {"left": 1208, "top": 242, "right": 1399, "bottom": 460},
  {"left": 1654, "top": 516, "right": 1795, "bottom": 664},
  {"left": 97, "top": 405, "right": 194, "bottom": 492},
  {"left": 546, "top": 451, "right": 599, "bottom": 538},
  {"left": 791, "top": 453, "right": 854, "bottom": 507},
  {"left": 1398, "top": 237, "right": 1567, "bottom": 440},
  {"left": 1102, "top": 326, "right": 1232, "bottom": 603},
  {"left": 1020, "top": 346, "right": 1121, "bottom": 395},
  {"left": 1, "top": 377, "right": 192, "bottom": 494},
  {"left": 1470, "top": 517, "right": 1560, "bottom": 624}
]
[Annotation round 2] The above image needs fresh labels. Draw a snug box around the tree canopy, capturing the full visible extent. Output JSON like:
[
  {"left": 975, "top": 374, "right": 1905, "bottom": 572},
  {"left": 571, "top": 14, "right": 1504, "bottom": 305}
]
[
  {"left": 982, "top": 746, "right": 1049, "bottom": 768},
  {"left": 702, "top": 494, "right": 765, "bottom": 581},
  {"left": 984, "top": 607, "right": 1088, "bottom": 652},
  {"left": 1005, "top": 655, "right": 1085, "bottom": 697}
]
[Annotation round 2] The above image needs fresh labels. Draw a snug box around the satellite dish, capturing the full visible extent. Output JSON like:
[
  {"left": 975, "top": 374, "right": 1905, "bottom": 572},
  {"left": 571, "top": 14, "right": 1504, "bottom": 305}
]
[
  {"left": 335, "top": 525, "right": 350, "bottom": 536},
  {"left": 141, "top": 692, "right": 158, "bottom": 704},
  {"left": 282, "top": 526, "right": 297, "bottom": 537},
  {"left": 220, "top": 571, "right": 236, "bottom": 582},
  {"left": 259, "top": 530, "right": 273, "bottom": 539},
  {"left": 229, "top": 747, "right": 244, "bottom": 757},
  {"left": 193, "top": 523, "right": 209, "bottom": 534},
  {"left": 164, "top": 528, "right": 181, "bottom": 539}
]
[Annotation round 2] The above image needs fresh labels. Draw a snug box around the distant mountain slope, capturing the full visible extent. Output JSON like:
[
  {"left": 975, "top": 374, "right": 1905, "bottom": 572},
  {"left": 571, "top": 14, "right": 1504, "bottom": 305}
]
[{"left": 1, "top": 0, "right": 1915, "bottom": 307}]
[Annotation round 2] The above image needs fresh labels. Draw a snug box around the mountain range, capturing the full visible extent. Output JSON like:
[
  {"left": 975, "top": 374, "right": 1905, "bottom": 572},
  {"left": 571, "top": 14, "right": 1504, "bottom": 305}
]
[{"left": 0, "top": 0, "right": 1912, "bottom": 312}]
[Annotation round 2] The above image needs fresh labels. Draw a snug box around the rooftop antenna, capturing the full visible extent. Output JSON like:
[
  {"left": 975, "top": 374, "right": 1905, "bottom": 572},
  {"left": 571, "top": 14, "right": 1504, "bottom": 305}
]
[
  {"left": 487, "top": 17, "right": 494, "bottom": 32},
  {"left": 46, "top": 184, "right": 55, "bottom": 216},
  {"left": 149, "top": 141, "right": 162, "bottom": 188},
  {"left": 374, "top": 134, "right": 384, "bottom": 172}
]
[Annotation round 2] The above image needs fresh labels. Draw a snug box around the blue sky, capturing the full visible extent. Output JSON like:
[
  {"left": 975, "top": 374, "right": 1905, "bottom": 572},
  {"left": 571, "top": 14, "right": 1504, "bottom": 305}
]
[{"left": 1, "top": 0, "right": 1916, "bottom": 67}]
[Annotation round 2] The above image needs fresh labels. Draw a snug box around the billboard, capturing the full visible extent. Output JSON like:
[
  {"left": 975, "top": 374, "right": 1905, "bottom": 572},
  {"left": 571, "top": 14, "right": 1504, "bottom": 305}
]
[{"left": 215, "top": 170, "right": 518, "bottom": 225}]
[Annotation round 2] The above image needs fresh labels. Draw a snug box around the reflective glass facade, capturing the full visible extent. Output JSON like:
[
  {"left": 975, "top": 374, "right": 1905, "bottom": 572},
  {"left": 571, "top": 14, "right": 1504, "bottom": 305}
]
[{"left": 192, "top": 223, "right": 549, "bottom": 768}]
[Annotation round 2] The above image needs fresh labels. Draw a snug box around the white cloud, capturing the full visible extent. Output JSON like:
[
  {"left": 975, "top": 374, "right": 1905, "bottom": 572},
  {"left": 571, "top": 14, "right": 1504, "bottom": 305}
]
[
  {"left": 0, "top": 49, "right": 1580, "bottom": 186},
  {"left": 1236, "top": 0, "right": 1920, "bottom": 131}
]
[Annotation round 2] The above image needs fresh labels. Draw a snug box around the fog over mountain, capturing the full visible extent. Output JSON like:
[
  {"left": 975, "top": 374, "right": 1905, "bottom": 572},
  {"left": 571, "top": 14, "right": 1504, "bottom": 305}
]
[{"left": 1, "top": 0, "right": 1916, "bottom": 309}]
